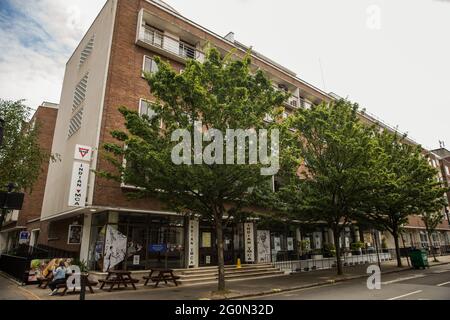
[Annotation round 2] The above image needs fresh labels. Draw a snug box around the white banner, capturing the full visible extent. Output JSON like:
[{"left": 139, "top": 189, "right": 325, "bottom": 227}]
[
  {"left": 287, "top": 237, "right": 294, "bottom": 251},
  {"left": 74, "top": 144, "right": 93, "bottom": 162},
  {"left": 188, "top": 218, "right": 199, "bottom": 267},
  {"left": 244, "top": 222, "right": 255, "bottom": 262},
  {"left": 103, "top": 225, "right": 127, "bottom": 272},
  {"left": 68, "top": 161, "right": 90, "bottom": 207},
  {"left": 257, "top": 230, "right": 271, "bottom": 263}
]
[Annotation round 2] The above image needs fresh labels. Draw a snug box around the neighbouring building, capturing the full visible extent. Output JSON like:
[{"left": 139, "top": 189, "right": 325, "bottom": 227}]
[{"left": 0, "top": 102, "right": 59, "bottom": 252}]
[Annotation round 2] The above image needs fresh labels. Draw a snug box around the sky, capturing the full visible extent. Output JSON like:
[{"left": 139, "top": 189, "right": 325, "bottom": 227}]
[{"left": 0, "top": 0, "right": 449, "bottom": 150}]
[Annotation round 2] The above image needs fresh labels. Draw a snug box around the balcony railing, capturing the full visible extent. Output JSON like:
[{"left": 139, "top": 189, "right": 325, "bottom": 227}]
[{"left": 139, "top": 25, "right": 205, "bottom": 62}]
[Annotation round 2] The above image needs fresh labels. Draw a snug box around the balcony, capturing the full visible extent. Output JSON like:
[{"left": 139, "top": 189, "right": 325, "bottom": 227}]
[
  {"left": 282, "top": 95, "right": 313, "bottom": 109},
  {"left": 137, "top": 24, "right": 205, "bottom": 63}
]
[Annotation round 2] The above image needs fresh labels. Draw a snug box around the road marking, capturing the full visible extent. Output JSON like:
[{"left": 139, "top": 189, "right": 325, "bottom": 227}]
[
  {"left": 388, "top": 290, "right": 423, "bottom": 300},
  {"left": 436, "top": 281, "right": 450, "bottom": 287},
  {"left": 381, "top": 274, "right": 425, "bottom": 285}
]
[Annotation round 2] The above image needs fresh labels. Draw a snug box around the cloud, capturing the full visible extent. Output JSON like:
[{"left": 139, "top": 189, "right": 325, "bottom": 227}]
[{"left": 0, "top": 0, "right": 105, "bottom": 111}]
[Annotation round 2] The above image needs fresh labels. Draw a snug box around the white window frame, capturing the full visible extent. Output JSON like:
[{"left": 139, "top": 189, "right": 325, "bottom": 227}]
[
  {"left": 139, "top": 98, "right": 163, "bottom": 128},
  {"left": 142, "top": 55, "right": 159, "bottom": 78}
]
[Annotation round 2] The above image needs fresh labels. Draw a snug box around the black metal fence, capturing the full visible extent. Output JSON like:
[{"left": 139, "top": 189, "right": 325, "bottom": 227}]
[{"left": 0, "top": 244, "right": 78, "bottom": 283}]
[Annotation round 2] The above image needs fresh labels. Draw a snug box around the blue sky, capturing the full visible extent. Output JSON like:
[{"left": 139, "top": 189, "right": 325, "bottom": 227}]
[{"left": 0, "top": 0, "right": 449, "bottom": 150}]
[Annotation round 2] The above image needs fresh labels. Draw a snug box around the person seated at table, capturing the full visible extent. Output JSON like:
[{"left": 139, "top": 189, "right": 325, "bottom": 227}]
[{"left": 48, "top": 261, "right": 67, "bottom": 296}]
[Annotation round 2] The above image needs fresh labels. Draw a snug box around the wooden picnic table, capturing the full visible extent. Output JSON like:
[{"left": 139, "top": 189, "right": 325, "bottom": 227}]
[
  {"left": 99, "top": 270, "right": 139, "bottom": 292},
  {"left": 143, "top": 268, "right": 180, "bottom": 288}
]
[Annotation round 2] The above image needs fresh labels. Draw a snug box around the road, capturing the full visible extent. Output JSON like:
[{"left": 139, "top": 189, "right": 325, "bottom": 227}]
[
  {"left": 243, "top": 264, "right": 450, "bottom": 300},
  {"left": 0, "top": 273, "right": 37, "bottom": 300}
]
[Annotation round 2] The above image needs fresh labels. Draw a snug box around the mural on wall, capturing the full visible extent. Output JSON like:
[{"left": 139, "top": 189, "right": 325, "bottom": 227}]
[
  {"left": 257, "top": 230, "right": 271, "bottom": 263},
  {"left": 103, "top": 225, "right": 127, "bottom": 272}
]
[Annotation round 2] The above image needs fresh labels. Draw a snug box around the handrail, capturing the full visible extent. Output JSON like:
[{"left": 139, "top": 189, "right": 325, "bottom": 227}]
[{"left": 140, "top": 25, "right": 204, "bottom": 61}]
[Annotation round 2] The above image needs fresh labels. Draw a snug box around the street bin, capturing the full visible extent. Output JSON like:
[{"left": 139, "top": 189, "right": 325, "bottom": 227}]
[{"left": 409, "top": 249, "right": 429, "bottom": 269}]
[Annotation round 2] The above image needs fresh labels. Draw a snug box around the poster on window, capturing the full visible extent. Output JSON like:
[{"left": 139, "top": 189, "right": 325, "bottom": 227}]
[
  {"left": 103, "top": 225, "right": 127, "bottom": 272},
  {"left": 244, "top": 222, "right": 255, "bottom": 262},
  {"left": 273, "top": 237, "right": 281, "bottom": 252},
  {"left": 67, "top": 225, "right": 82, "bottom": 244},
  {"left": 287, "top": 237, "right": 294, "bottom": 251},
  {"left": 257, "top": 230, "right": 271, "bottom": 263}
]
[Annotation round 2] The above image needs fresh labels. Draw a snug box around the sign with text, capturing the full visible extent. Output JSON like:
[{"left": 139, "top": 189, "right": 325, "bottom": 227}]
[
  {"left": 74, "top": 144, "right": 93, "bottom": 162},
  {"left": 19, "top": 231, "right": 30, "bottom": 244},
  {"left": 149, "top": 244, "right": 168, "bottom": 253},
  {"left": 68, "top": 161, "right": 90, "bottom": 207},
  {"left": 188, "top": 219, "right": 199, "bottom": 267},
  {"left": 244, "top": 222, "right": 255, "bottom": 262}
]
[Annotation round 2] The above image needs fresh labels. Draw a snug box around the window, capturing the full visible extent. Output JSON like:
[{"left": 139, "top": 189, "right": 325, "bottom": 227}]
[
  {"left": 143, "top": 56, "right": 159, "bottom": 75},
  {"left": 73, "top": 73, "right": 89, "bottom": 112},
  {"left": 139, "top": 99, "right": 157, "bottom": 119},
  {"left": 68, "top": 108, "right": 84, "bottom": 137},
  {"left": 79, "top": 35, "right": 94, "bottom": 67}
]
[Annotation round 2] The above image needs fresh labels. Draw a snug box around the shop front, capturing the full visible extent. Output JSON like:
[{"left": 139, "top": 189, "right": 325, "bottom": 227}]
[{"left": 88, "top": 211, "right": 185, "bottom": 271}]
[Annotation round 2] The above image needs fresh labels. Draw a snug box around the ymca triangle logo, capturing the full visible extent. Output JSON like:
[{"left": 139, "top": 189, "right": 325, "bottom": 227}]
[{"left": 79, "top": 148, "right": 89, "bottom": 158}]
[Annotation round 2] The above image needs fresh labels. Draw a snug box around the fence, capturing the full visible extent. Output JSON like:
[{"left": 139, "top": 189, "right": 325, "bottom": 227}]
[
  {"left": 0, "top": 244, "right": 78, "bottom": 283},
  {"left": 272, "top": 252, "right": 392, "bottom": 274}
]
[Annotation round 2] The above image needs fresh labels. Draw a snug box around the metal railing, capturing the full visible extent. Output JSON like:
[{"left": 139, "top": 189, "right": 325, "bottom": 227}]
[
  {"left": 139, "top": 25, "right": 205, "bottom": 62},
  {"left": 272, "top": 251, "right": 392, "bottom": 273}
]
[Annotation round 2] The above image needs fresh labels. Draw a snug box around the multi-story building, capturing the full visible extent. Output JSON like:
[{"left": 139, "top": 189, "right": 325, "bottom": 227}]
[
  {"left": 38, "top": 0, "right": 332, "bottom": 272},
  {"left": 19, "top": 0, "right": 449, "bottom": 273},
  {"left": 0, "top": 102, "right": 59, "bottom": 253}
]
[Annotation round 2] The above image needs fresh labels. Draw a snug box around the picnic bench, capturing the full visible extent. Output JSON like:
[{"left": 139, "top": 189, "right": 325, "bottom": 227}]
[
  {"left": 143, "top": 268, "right": 180, "bottom": 288},
  {"left": 37, "top": 273, "right": 53, "bottom": 289},
  {"left": 99, "top": 270, "right": 139, "bottom": 292},
  {"left": 55, "top": 274, "right": 98, "bottom": 296}
]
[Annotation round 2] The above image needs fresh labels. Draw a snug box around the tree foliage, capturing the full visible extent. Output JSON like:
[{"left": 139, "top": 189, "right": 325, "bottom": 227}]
[
  {"left": 0, "top": 99, "right": 47, "bottom": 191},
  {"left": 99, "top": 48, "right": 287, "bottom": 291}
]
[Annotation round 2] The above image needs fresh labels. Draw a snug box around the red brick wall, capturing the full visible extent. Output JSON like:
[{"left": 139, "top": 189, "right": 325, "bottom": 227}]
[{"left": 18, "top": 106, "right": 58, "bottom": 227}]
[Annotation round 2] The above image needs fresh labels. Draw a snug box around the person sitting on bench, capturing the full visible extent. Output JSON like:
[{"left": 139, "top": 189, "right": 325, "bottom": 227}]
[{"left": 48, "top": 261, "right": 67, "bottom": 296}]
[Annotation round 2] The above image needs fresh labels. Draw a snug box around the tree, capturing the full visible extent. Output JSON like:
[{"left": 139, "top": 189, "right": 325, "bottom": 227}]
[
  {"left": 276, "top": 99, "right": 377, "bottom": 275},
  {"left": 0, "top": 99, "right": 49, "bottom": 228},
  {"left": 367, "top": 131, "right": 448, "bottom": 267},
  {"left": 416, "top": 169, "right": 448, "bottom": 262},
  {"left": 99, "top": 48, "right": 286, "bottom": 292}
]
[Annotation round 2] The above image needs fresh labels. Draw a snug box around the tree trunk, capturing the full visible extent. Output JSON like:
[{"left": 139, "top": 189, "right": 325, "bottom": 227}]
[
  {"left": 426, "top": 232, "right": 438, "bottom": 262},
  {"left": 392, "top": 229, "right": 403, "bottom": 267},
  {"left": 333, "top": 227, "right": 343, "bottom": 275},
  {"left": 215, "top": 219, "right": 226, "bottom": 292}
]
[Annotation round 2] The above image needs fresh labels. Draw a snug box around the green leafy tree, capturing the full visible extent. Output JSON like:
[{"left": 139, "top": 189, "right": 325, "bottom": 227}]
[
  {"left": 366, "top": 131, "right": 448, "bottom": 267},
  {"left": 276, "top": 99, "right": 377, "bottom": 275},
  {"left": 99, "top": 48, "right": 286, "bottom": 292},
  {"left": 0, "top": 100, "right": 49, "bottom": 228}
]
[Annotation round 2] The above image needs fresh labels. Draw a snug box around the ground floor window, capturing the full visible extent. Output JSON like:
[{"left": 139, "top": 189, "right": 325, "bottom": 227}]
[{"left": 88, "top": 211, "right": 185, "bottom": 271}]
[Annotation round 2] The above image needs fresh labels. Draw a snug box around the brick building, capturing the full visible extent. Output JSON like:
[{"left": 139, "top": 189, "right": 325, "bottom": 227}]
[
  {"left": 0, "top": 102, "right": 59, "bottom": 252},
  {"left": 7, "top": 0, "right": 448, "bottom": 272}
]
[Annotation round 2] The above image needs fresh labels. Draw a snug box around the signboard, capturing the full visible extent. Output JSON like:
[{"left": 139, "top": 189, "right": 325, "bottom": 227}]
[
  {"left": 19, "top": 231, "right": 30, "bottom": 244},
  {"left": 187, "top": 218, "right": 199, "bottom": 267},
  {"left": 205, "top": 255, "right": 211, "bottom": 264},
  {"left": 68, "top": 161, "right": 90, "bottom": 207},
  {"left": 149, "top": 244, "right": 168, "bottom": 253},
  {"left": 287, "top": 237, "right": 294, "bottom": 251},
  {"left": 244, "top": 222, "right": 255, "bottom": 262},
  {"left": 257, "top": 230, "right": 271, "bottom": 263},
  {"left": 68, "top": 224, "right": 82, "bottom": 244},
  {"left": 74, "top": 144, "right": 93, "bottom": 162},
  {"left": 133, "top": 255, "right": 140, "bottom": 265}
]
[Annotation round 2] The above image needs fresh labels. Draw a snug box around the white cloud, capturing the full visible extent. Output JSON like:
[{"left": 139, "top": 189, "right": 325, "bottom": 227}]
[{"left": 0, "top": 0, "right": 105, "bottom": 111}]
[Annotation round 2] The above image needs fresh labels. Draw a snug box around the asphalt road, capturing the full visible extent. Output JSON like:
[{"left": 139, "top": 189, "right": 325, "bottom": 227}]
[{"left": 244, "top": 264, "right": 450, "bottom": 300}]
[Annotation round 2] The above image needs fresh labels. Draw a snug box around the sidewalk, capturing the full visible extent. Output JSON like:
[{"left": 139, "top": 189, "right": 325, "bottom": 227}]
[{"left": 18, "top": 255, "right": 450, "bottom": 300}]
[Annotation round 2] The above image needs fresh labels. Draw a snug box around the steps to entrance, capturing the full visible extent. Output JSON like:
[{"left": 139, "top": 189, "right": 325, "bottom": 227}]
[{"left": 176, "top": 264, "right": 284, "bottom": 285}]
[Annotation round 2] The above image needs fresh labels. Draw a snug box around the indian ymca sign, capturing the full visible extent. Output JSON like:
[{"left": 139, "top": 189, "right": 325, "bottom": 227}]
[{"left": 68, "top": 145, "right": 92, "bottom": 207}]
